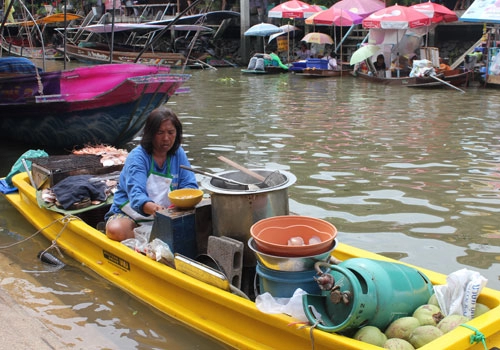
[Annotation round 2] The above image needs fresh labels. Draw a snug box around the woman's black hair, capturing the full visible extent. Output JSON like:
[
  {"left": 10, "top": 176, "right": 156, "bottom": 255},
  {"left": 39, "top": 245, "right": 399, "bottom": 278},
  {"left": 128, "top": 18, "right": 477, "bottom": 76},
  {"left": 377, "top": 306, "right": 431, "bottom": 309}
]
[{"left": 140, "top": 106, "right": 183, "bottom": 156}]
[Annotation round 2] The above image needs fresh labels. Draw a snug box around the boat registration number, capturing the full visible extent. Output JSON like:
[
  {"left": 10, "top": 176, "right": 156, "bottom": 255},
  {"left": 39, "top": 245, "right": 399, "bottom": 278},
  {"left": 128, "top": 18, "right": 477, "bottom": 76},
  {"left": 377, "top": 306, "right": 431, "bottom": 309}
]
[{"left": 103, "top": 250, "right": 130, "bottom": 271}]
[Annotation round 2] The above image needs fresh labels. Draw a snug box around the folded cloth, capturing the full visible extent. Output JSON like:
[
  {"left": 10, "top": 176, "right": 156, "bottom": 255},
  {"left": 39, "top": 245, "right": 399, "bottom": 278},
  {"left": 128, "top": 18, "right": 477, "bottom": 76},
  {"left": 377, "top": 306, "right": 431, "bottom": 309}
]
[{"left": 52, "top": 175, "right": 108, "bottom": 210}]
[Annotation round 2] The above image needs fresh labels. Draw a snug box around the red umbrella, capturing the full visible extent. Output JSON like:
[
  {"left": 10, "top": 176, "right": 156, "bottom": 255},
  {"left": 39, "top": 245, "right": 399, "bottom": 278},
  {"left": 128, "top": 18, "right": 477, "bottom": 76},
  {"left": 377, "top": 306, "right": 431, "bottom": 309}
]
[
  {"left": 268, "top": 0, "right": 320, "bottom": 19},
  {"left": 410, "top": 1, "right": 458, "bottom": 23},
  {"left": 332, "top": 0, "right": 385, "bottom": 18},
  {"left": 362, "top": 4, "right": 432, "bottom": 29},
  {"left": 305, "top": 7, "right": 364, "bottom": 26}
]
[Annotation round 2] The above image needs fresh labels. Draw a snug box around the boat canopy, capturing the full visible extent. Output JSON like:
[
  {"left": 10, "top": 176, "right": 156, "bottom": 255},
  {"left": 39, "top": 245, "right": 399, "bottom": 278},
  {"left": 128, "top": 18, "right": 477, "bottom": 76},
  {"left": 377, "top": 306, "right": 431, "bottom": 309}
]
[{"left": 5, "top": 13, "right": 83, "bottom": 27}]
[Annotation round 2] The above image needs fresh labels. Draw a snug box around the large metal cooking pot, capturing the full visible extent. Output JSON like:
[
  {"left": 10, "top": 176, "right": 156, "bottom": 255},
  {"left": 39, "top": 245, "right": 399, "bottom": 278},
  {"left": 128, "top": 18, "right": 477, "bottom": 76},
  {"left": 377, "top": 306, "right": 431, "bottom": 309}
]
[{"left": 201, "top": 169, "right": 296, "bottom": 266}]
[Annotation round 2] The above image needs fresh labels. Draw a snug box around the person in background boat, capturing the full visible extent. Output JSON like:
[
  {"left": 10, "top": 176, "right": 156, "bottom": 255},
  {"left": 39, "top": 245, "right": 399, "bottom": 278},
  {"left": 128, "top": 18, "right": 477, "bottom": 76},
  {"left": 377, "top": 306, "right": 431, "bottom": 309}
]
[
  {"left": 439, "top": 57, "right": 451, "bottom": 71},
  {"left": 296, "top": 42, "right": 311, "bottom": 60},
  {"left": 396, "top": 53, "right": 417, "bottom": 76},
  {"left": 373, "top": 54, "right": 387, "bottom": 77},
  {"left": 323, "top": 52, "right": 338, "bottom": 70},
  {"left": 104, "top": 106, "right": 198, "bottom": 241},
  {"left": 408, "top": 54, "right": 417, "bottom": 69}
]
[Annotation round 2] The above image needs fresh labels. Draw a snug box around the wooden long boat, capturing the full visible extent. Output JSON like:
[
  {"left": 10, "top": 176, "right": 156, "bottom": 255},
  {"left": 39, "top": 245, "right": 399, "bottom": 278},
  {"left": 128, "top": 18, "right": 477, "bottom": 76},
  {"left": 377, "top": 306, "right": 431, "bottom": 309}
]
[
  {"left": 0, "top": 39, "right": 63, "bottom": 60},
  {"left": 354, "top": 69, "right": 471, "bottom": 88},
  {"left": 0, "top": 60, "right": 189, "bottom": 148},
  {"left": 1, "top": 13, "right": 83, "bottom": 60},
  {"left": 3, "top": 171, "right": 500, "bottom": 350},
  {"left": 62, "top": 42, "right": 189, "bottom": 68}
]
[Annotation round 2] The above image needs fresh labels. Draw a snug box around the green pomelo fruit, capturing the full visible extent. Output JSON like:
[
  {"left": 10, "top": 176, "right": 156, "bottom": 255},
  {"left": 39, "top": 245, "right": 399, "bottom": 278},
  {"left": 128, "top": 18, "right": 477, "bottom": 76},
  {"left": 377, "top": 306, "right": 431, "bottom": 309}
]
[
  {"left": 408, "top": 325, "right": 444, "bottom": 348},
  {"left": 354, "top": 326, "right": 387, "bottom": 347},
  {"left": 412, "top": 304, "right": 443, "bottom": 326},
  {"left": 474, "top": 303, "right": 491, "bottom": 318},
  {"left": 385, "top": 317, "right": 420, "bottom": 340},
  {"left": 427, "top": 294, "right": 439, "bottom": 307},
  {"left": 384, "top": 338, "right": 416, "bottom": 350},
  {"left": 437, "top": 314, "right": 469, "bottom": 333}
]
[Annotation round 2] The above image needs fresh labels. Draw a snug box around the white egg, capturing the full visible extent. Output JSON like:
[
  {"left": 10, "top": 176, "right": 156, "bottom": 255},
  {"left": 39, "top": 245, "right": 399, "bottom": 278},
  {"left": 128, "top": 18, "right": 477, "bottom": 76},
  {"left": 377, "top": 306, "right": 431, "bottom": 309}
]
[
  {"left": 288, "top": 236, "right": 305, "bottom": 246},
  {"left": 309, "top": 236, "right": 321, "bottom": 245}
]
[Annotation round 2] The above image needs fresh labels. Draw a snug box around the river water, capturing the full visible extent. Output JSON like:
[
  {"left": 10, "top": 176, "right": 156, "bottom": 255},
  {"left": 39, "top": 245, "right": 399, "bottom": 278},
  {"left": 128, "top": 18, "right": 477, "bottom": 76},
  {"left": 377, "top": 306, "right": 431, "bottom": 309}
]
[{"left": 1, "top": 60, "right": 500, "bottom": 348}]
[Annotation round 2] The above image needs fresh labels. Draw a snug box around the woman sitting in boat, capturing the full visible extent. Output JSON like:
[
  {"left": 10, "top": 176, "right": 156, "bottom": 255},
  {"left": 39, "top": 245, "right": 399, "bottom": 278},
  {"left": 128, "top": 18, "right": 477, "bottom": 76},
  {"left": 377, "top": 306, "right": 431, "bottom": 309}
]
[
  {"left": 104, "top": 106, "right": 198, "bottom": 241},
  {"left": 439, "top": 57, "right": 451, "bottom": 71},
  {"left": 373, "top": 54, "right": 387, "bottom": 77}
]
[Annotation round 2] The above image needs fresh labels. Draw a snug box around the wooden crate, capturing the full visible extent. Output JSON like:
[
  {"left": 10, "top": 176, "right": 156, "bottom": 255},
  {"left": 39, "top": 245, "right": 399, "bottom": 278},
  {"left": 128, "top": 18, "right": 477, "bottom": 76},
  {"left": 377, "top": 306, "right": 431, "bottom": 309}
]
[{"left": 420, "top": 47, "right": 440, "bottom": 67}]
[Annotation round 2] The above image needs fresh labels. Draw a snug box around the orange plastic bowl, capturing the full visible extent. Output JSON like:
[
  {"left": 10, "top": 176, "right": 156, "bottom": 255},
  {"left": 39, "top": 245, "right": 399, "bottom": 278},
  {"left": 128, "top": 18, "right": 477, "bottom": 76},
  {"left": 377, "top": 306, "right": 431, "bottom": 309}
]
[
  {"left": 250, "top": 215, "right": 337, "bottom": 257},
  {"left": 168, "top": 188, "right": 203, "bottom": 209}
]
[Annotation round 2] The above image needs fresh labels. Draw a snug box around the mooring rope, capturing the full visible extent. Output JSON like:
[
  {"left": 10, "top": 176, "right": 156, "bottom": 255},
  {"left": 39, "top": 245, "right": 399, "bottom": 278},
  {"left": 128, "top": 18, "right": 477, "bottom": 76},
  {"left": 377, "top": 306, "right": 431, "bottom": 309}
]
[{"left": 0, "top": 214, "right": 80, "bottom": 250}]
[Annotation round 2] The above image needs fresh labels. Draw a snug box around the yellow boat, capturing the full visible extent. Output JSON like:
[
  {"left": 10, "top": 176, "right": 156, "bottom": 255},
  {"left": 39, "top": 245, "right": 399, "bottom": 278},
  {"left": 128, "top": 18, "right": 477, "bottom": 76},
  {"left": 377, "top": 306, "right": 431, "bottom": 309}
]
[{"left": 4, "top": 172, "right": 500, "bottom": 350}]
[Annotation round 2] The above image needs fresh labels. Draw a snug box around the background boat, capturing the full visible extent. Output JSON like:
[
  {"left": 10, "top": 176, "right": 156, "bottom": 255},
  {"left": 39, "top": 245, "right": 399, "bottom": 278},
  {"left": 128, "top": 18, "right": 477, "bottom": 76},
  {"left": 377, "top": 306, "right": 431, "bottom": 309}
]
[
  {"left": 1, "top": 13, "right": 83, "bottom": 60},
  {"left": 59, "top": 10, "right": 241, "bottom": 69},
  {"left": 0, "top": 60, "right": 190, "bottom": 149}
]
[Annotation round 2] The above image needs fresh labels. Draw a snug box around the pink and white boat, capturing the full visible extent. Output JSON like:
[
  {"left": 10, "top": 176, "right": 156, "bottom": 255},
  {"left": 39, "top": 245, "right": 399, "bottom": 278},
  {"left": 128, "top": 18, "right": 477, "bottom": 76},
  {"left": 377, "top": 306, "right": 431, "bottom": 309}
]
[{"left": 0, "top": 59, "right": 190, "bottom": 149}]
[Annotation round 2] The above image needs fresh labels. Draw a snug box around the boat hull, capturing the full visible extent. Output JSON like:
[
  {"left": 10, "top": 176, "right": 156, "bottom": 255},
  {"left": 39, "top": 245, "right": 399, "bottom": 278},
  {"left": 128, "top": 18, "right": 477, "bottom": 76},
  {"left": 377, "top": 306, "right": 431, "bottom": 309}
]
[
  {"left": 0, "top": 39, "right": 63, "bottom": 60},
  {"left": 241, "top": 66, "right": 289, "bottom": 74},
  {"left": 0, "top": 63, "right": 190, "bottom": 148},
  {"left": 4, "top": 172, "right": 500, "bottom": 350},
  {"left": 354, "top": 71, "right": 418, "bottom": 85},
  {"left": 295, "top": 69, "right": 352, "bottom": 78}
]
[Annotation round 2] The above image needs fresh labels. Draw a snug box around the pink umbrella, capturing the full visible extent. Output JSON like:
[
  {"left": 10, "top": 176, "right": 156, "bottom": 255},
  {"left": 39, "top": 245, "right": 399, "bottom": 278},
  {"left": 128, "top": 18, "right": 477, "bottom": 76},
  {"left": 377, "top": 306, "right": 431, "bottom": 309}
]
[
  {"left": 305, "top": 7, "right": 363, "bottom": 26},
  {"left": 410, "top": 1, "right": 458, "bottom": 23},
  {"left": 268, "top": 0, "right": 320, "bottom": 19},
  {"left": 362, "top": 4, "right": 432, "bottom": 29},
  {"left": 332, "top": 0, "right": 385, "bottom": 18}
]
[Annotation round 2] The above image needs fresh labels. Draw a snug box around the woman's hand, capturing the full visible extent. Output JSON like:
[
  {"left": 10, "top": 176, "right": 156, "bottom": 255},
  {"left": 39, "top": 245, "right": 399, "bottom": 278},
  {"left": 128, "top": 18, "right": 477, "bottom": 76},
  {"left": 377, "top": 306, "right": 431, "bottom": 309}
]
[{"left": 143, "top": 201, "right": 165, "bottom": 216}]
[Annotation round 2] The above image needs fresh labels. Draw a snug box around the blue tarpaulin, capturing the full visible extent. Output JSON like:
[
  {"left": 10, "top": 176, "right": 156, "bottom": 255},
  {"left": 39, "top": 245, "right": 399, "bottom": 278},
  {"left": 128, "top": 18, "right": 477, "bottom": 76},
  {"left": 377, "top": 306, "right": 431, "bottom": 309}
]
[{"left": 0, "top": 57, "right": 42, "bottom": 74}]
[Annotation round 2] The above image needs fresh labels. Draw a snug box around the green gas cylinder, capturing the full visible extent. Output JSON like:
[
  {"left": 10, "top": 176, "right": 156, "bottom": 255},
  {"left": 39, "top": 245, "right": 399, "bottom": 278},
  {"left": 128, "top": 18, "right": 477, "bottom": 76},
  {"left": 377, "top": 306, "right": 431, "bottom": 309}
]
[{"left": 303, "top": 258, "right": 434, "bottom": 333}]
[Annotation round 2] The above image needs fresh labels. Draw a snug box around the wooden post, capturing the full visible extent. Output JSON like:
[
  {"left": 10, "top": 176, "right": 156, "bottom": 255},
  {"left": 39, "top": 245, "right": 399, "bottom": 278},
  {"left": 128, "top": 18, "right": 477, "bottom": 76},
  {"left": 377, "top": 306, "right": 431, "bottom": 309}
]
[{"left": 240, "top": 0, "right": 250, "bottom": 63}]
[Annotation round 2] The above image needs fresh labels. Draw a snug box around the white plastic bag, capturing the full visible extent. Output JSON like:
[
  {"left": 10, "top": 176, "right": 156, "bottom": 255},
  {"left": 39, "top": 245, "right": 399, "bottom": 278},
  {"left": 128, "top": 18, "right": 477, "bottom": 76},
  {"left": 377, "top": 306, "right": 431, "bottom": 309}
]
[
  {"left": 434, "top": 268, "right": 488, "bottom": 319},
  {"left": 255, "top": 288, "right": 308, "bottom": 322},
  {"left": 144, "top": 238, "right": 174, "bottom": 266},
  {"left": 121, "top": 223, "right": 153, "bottom": 253}
]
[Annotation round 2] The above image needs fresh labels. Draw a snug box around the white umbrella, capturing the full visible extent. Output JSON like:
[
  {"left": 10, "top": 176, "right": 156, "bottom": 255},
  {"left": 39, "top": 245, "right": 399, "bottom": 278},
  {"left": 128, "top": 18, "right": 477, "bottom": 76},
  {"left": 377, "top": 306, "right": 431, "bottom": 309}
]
[{"left": 268, "top": 24, "right": 300, "bottom": 43}]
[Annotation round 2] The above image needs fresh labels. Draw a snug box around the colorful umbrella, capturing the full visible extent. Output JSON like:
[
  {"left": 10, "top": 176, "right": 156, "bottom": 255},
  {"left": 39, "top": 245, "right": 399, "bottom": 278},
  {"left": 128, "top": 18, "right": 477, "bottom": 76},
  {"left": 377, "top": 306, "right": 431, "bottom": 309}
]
[
  {"left": 362, "top": 4, "right": 432, "bottom": 29},
  {"left": 268, "top": 0, "right": 320, "bottom": 19},
  {"left": 305, "top": 7, "right": 363, "bottom": 26},
  {"left": 350, "top": 44, "right": 381, "bottom": 65},
  {"left": 410, "top": 1, "right": 458, "bottom": 23},
  {"left": 332, "top": 0, "right": 385, "bottom": 18},
  {"left": 301, "top": 32, "right": 334, "bottom": 45}
]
